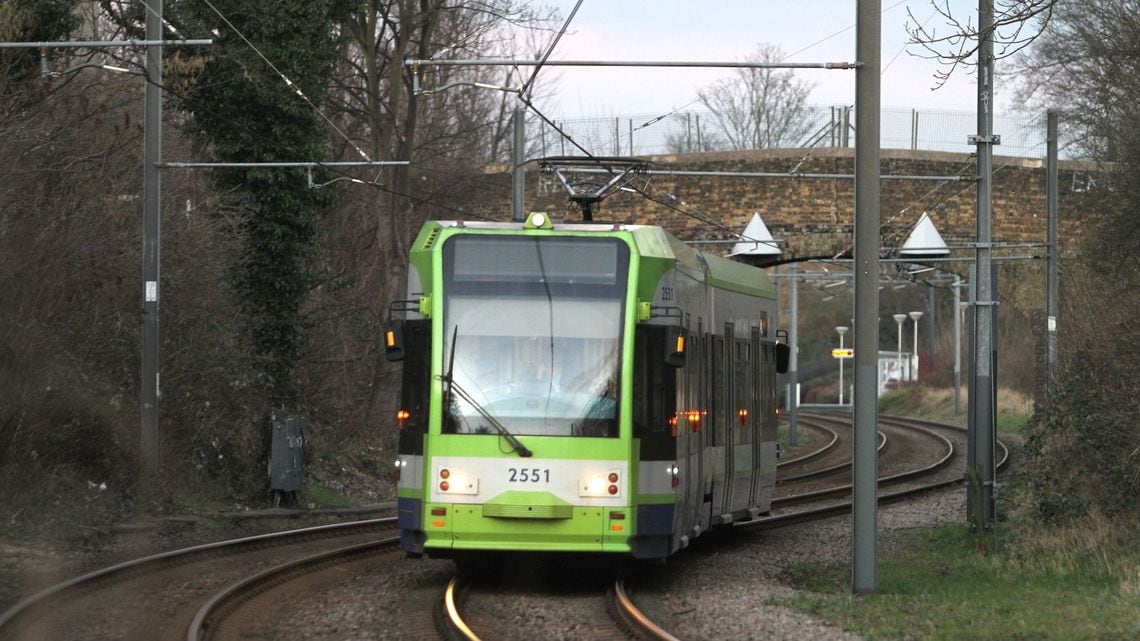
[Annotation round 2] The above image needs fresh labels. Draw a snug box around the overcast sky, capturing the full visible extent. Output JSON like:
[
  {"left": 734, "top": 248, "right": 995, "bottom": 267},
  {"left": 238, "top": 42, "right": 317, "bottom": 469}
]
[{"left": 534, "top": 0, "right": 1018, "bottom": 120}]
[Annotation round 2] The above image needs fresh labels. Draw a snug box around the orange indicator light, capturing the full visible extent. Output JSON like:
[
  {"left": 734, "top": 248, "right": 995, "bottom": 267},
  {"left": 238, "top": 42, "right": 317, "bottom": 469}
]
[
  {"left": 385, "top": 330, "right": 396, "bottom": 348},
  {"left": 431, "top": 520, "right": 445, "bottom": 528},
  {"left": 675, "top": 336, "right": 685, "bottom": 353},
  {"left": 611, "top": 524, "right": 624, "bottom": 532}
]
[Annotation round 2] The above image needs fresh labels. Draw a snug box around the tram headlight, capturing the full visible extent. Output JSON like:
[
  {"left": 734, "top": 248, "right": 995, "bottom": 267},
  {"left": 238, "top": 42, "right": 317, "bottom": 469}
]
[
  {"left": 436, "top": 467, "right": 478, "bottom": 495},
  {"left": 580, "top": 470, "right": 621, "bottom": 498}
]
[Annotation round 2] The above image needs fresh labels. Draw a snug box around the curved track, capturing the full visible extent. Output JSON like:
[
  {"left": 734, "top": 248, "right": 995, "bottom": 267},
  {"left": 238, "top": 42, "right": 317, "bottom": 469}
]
[
  {"left": 0, "top": 518, "right": 396, "bottom": 641},
  {"left": 2, "top": 417, "right": 1006, "bottom": 641},
  {"left": 438, "top": 573, "right": 676, "bottom": 641},
  {"left": 186, "top": 537, "right": 403, "bottom": 640},
  {"left": 741, "top": 414, "right": 1007, "bottom": 531}
]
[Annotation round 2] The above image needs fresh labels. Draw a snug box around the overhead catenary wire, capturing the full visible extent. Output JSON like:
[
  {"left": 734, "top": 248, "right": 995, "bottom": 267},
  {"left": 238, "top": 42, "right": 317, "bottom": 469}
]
[
  {"left": 105, "top": 55, "right": 498, "bottom": 223},
  {"left": 518, "top": 0, "right": 583, "bottom": 98},
  {"left": 631, "top": 0, "right": 908, "bottom": 136}
]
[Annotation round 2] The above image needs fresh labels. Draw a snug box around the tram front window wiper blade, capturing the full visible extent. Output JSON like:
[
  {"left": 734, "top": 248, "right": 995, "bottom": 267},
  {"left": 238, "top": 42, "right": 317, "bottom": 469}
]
[
  {"left": 439, "top": 327, "right": 532, "bottom": 458},
  {"left": 448, "top": 379, "right": 533, "bottom": 458}
]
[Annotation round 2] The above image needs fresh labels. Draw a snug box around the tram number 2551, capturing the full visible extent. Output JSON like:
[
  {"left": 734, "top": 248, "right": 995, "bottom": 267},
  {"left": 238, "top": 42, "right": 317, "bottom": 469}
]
[{"left": 507, "top": 467, "right": 550, "bottom": 483}]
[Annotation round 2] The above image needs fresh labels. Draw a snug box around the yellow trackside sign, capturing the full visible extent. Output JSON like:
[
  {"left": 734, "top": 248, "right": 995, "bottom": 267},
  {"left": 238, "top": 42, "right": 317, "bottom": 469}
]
[{"left": 831, "top": 348, "right": 854, "bottom": 358}]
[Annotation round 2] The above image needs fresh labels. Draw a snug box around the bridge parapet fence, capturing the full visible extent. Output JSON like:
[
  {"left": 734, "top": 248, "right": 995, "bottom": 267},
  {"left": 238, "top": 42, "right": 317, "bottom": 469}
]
[{"left": 532, "top": 106, "right": 1050, "bottom": 160}]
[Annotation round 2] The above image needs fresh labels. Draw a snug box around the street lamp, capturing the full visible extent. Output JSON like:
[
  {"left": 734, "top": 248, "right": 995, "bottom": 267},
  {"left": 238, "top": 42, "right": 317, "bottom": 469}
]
[
  {"left": 836, "top": 326, "right": 849, "bottom": 405},
  {"left": 892, "top": 313, "right": 907, "bottom": 385},
  {"left": 908, "top": 311, "right": 923, "bottom": 382}
]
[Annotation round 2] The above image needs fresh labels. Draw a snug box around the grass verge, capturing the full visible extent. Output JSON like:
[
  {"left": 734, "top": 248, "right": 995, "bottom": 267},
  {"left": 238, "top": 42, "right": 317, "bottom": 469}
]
[
  {"left": 778, "top": 519, "right": 1140, "bottom": 640},
  {"left": 877, "top": 385, "right": 1033, "bottom": 435}
]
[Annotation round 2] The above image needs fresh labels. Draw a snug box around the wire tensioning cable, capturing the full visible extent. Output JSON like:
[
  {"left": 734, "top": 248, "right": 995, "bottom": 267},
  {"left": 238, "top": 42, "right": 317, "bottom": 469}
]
[{"left": 518, "top": 0, "right": 583, "bottom": 99}]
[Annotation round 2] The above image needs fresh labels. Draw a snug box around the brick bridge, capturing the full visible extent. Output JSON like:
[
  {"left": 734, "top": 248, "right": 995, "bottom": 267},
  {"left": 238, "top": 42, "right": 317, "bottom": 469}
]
[
  {"left": 473, "top": 148, "right": 1100, "bottom": 259},
  {"left": 466, "top": 148, "right": 1103, "bottom": 401}
]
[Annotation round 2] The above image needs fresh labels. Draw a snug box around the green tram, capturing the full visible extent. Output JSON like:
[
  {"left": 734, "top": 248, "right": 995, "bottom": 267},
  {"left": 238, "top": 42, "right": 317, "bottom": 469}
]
[{"left": 388, "top": 212, "right": 789, "bottom": 560}]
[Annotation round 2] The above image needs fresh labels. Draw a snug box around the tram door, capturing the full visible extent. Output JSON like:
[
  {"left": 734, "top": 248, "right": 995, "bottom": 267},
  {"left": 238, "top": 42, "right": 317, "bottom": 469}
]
[
  {"left": 682, "top": 326, "right": 704, "bottom": 538},
  {"left": 688, "top": 326, "right": 706, "bottom": 531},
  {"left": 718, "top": 325, "right": 735, "bottom": 520},
  {"left": 748, "top": 327, "right": 762, "bottom": 507}
]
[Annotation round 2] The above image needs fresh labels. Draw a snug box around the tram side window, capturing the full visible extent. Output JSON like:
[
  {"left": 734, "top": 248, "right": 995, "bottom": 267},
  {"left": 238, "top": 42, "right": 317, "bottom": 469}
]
[
  {"left": 633, "top": 325, "right": 676, "bottom": 436},
  {"left": 712, "top": 334, "right": 726, "bottom": 447},
  {"left": 397, "top": 319, "right": 431, "bottom": 451}
]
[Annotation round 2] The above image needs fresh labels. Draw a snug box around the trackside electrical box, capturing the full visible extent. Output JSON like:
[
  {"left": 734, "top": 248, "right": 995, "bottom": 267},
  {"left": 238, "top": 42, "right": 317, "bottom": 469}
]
[{"left": 270, "top": 417, "right": 304, "bottom": 498}]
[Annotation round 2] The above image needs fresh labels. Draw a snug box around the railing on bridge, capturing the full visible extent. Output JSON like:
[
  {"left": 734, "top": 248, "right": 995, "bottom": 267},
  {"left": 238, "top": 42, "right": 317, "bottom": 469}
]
[{"left": 532, "top": 105, "right": 1050, "bottom": 160}]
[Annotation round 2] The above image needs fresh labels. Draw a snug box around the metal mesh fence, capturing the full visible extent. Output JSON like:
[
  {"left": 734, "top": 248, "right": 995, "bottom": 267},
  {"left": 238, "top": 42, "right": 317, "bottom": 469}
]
[{"left": 530, "top": 105, "right": 1049, "bottom": 159}]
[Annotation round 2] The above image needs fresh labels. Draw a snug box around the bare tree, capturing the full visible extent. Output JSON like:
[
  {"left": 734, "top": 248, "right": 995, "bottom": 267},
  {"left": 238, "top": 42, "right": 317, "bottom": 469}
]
[
  {"left": 1010, "top": 0, "right": 1140, "bottom": 522},
  {"left": 1010, "top": 0, "right": 1140, "bottom": 256},
  {"left": 662, "top": 112, "right": 725, "bottom": 154},
  {"left": 695, "top": 44, "right": 816, "bottom": 151},
  {"left": 318, "top": 1, "right": 560, "bottom": 424},
  {"left": 905, "top": 0, "right": 1055, "bottom": 89},
  {"left": 1010, "top": 1, "right": 1140, "bottom": 160}
]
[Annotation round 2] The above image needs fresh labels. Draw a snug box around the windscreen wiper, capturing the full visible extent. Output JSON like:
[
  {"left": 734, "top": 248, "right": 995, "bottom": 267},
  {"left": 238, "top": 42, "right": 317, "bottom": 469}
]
[
  {"left": 439, "top": 327, "right": 532, "bottom": 458},
  {"left": 447, "top": 379, "right": 533, "bottom": 458}
]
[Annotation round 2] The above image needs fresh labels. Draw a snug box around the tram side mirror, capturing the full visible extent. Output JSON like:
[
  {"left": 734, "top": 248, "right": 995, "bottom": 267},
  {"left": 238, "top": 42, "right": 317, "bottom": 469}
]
[
  {"left": 664, "top": 325, "right": 686, "bottom": 368},
  {"left": 383, "top": 319, "right": 405, "bottom": 362},
  {"left": 775, "top": 342, "right": 790, "bottom": 374}
]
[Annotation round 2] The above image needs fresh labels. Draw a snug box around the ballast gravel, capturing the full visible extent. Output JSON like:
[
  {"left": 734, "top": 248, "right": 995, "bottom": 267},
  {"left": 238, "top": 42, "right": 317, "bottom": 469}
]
[{"left": 624, "top": 489, "right": 967, "bottom": 641}]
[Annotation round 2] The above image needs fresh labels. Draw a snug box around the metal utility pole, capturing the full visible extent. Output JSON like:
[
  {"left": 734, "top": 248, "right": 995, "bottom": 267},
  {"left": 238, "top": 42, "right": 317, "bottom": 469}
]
[
  {"left": 512, "top": 105, "right": 526, "bottom": 222},
  {"left": 954, "top": 276, "right": 963, "bottom": 415},
  {"left": 1046, "top": 110, "right": 1059, "bottom": 389},
  {"left": 141, "top": 0, "right": 163, "bottom": 472},
  {"left": 852, "top": 0, "right": 882, "bottom": 595},
  {"left": 788, "top": 263, "right": 799, "bottom": 446},
  {"left": 967, "top": 0, "right": 998, "bottom": 532}
]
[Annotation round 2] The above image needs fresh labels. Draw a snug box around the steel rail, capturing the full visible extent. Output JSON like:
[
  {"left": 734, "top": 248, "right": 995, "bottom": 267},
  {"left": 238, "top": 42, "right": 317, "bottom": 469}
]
[
  {"left": 0, "top": 517, "right": 395, "bottom": 635},
  {"left": 186, "top": 537, "right": 401, "bottom": 641},
  {"left": 775, "top": 421, "right": 839, "bottom": 467},
  {"left": 777, "top": 425, "right": 886, "bottom": 485},
  {"left": 611, "top": 579, "right": 681, "bottom": 641},
  {"left": 739, "top": 416, "right": 1007, "bottom": 531},
  {"left": 440, "top": 577, "right": 481, "bottom": 641},
  {"left": 774, "top": 419, "right": 955, "bottom": 506}
]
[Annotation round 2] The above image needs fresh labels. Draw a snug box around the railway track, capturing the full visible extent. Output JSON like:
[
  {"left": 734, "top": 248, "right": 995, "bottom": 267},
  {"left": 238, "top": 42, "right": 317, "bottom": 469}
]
[
  {"left": 438, "top": 571, "right": 678, "bottom": 641},
  {"left": 185, "top": 537, "right": 403, "bottom": 640},
  {"left": 0, "top": 518, "right": 398, "bottom": 641},
  {"left": 772, "top": 414, "right": 958, "bottom": 506},
  {"left": 743, "top": 413, "right": 1007, "bottom": 531},
  {"left": 432, "top": 414, "right": 996, "bottom": 640},
  {"left": 2, "top": 416, "right": 1004, "bottom": 641}
]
